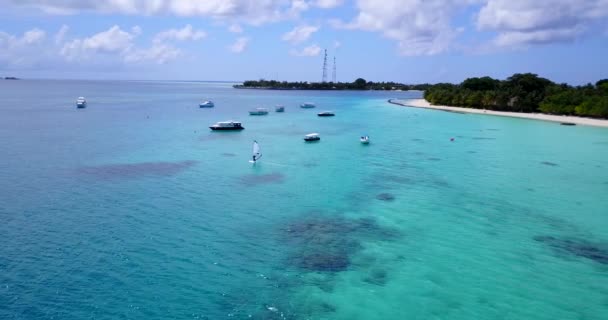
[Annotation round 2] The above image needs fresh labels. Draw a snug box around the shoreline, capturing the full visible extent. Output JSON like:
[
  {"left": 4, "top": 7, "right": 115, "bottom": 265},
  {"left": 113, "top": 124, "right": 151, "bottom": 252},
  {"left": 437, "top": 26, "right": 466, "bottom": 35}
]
[{"left": 389, "top": 99, "right": 608, "bottom": 128}]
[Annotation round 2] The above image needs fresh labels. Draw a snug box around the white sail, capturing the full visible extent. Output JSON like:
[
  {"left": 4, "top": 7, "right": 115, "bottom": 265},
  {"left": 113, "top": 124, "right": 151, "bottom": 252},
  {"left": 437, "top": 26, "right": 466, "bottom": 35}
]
[{"left": 252, "top": 140, "right": 261, "bottom": 162}]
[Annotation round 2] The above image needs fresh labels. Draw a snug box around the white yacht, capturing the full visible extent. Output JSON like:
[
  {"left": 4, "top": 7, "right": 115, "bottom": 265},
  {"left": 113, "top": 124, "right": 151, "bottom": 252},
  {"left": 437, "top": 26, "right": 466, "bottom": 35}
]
[
  {"left": 200, "top": 100, "right": 214, "bottom": 108},
  {"left": 209, "top": 121, "right": 244, "bottom": 131},
  {"left": 249, "top": 108, "right": 269, "bottom": 115},
  {"left": 304, "top": 133, "right": 321, "bottom": 142},
  {"left": 300, "top": 102, "right": 316, "bottom": 109},
  {"left": 360, "top": 135, "right": 370, "bottom": 144},
  {"left": 76, "top": 97, "right": 87, "bottom": 109}
]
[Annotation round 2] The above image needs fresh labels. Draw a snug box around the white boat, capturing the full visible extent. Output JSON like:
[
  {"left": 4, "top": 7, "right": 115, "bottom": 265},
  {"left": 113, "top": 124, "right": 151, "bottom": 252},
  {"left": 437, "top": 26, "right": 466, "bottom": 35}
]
[
  {"left": 209, "top": 121, "right": 244, "bottom": 131},
  {"left": 275, "top": 105, "right": 285, "bottom": 112},
  {"left": 250, "top": 140, "right": 262, "bottom": 163},
  {"left": 360, "top": 135, "right": 370, "bottom": 144},
  {"left": 76, "top": 97, "right": 87, "bottom": 108},
  {"left": 304, "top": 133, "right": 320, "bottom": 142},
  {"left": 200, "top": 100, "right": 214, "bottom": 108},
  {"left": 317, "top": 111, "right": 335, "bottom": 117},
  {"left": 249, "top": 108, "right": 269, "bottom": 115},
  {"left": 300, "top": 102, "right": 316, "bottom": 109}
]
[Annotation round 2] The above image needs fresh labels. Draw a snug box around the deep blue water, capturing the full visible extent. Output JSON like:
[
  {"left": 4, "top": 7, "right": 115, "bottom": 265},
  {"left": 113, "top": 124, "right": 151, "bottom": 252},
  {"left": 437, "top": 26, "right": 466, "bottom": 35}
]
[{"left": 1, "top": 80, "right": 607, "bottom": 319}]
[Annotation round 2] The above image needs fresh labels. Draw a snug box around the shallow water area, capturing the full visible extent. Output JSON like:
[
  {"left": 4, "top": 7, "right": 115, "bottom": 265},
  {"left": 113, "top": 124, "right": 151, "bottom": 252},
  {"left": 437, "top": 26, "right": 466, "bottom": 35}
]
[{"left": 1, "top": 80, "right": 607, "bottom": 319}]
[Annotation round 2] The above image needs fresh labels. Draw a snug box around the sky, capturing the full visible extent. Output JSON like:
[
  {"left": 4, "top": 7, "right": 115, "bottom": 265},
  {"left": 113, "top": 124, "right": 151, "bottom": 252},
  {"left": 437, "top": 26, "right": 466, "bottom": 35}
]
[{"left": 0, "top": 0, "right": 607, "bottom": 84}]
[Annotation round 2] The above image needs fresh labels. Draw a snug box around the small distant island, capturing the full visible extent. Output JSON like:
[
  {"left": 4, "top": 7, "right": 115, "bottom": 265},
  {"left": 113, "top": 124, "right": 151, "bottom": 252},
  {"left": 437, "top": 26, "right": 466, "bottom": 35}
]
[
  {"left": 4, "top": 77, "right": 19, "bottom": 80},
  {"left": 234, "top": 78, "right": 431, "bottom": 91}
]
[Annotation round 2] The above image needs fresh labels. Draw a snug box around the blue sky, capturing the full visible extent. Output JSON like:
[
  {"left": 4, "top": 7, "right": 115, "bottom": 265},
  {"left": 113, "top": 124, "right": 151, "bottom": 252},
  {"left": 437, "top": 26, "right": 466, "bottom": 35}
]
[{"left": 1, "top": 0, "right": 607, "bottom": 84}]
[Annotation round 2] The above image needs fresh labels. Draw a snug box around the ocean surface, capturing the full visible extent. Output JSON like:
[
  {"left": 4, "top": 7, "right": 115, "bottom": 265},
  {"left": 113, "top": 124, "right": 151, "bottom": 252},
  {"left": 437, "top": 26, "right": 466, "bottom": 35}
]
[{"left": 1, "top": 80, "right": 607, "bottom": 320}]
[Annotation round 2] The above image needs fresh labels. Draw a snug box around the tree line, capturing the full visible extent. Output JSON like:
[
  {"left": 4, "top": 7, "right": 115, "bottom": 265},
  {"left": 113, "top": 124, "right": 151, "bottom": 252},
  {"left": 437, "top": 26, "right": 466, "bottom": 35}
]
[
  {"left": 423, "top": 73, "right": 608, "bottom": 118},
  {"left": 235, "top": 78, "right": 431, "bottom": 91}
]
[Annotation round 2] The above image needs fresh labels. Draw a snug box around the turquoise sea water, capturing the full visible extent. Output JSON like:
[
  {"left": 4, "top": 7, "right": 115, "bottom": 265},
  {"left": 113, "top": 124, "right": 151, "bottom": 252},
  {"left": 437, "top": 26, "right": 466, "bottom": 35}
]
[{"left": 1, "top": 80, "right": 607, "bottom": 319}]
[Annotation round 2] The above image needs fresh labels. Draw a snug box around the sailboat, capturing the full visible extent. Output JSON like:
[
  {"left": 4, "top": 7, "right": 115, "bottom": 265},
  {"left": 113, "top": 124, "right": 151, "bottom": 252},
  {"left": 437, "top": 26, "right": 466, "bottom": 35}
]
[{"left": 250, "top": 140, "right": 261, "bottom": 163}]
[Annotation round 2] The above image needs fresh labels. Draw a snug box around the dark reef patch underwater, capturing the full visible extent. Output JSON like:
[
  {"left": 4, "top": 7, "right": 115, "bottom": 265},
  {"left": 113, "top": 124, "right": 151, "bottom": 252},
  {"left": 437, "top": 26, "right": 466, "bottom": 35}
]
[
  {"left": 534, "top": 235, "right": 608, "bottom": 265},
  {"left": 540, "top": 161, "right": 559, "bottom": 167},
  {"left": 281, "top": 215, "right": 399, "bottom": 273},
  {"left": 376, "top": 193, "right": 396, "bottom": 201},
  {"left": 77, "top": 160, "right": 198, "bottom": 179}
]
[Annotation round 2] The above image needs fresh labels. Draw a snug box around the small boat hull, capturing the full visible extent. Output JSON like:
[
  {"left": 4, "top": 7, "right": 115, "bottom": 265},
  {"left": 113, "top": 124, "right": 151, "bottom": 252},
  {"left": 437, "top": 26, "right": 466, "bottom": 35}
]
[
  {"left": 200, "top": 101, "right": 214, "bottom": 108},
  {"left": 210, "top": 126, "right": 244, "bottom": 131},
  {"left": 76, "top": 103, "right": 86, "bottom": 109},
  {"left": 275, "top": 106, "right": 285, "bottom": 112},
  {"left": 304, "top": 137, "right": 321, "bottom": 142},
  {"left": 318, "top": 113, "right": 334, "bottom": 117},
  {"left": 249, "top": 112, "right": 269, "bottom": 115}
]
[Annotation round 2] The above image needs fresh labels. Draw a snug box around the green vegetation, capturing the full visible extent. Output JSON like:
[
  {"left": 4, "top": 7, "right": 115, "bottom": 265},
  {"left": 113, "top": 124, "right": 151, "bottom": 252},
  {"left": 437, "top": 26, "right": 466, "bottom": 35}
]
[
  {"left": 234, "top": 78, "right": 431, "bottom": 91},
  {"left": 424, "top": 73, "right": 608, "bottom": 118}
]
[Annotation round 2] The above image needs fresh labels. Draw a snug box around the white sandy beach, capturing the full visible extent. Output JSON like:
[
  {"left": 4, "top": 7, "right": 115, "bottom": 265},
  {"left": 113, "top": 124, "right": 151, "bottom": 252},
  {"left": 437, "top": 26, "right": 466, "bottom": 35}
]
[{"left": 391, "top": 98, "right": 608, "bottom": 128}]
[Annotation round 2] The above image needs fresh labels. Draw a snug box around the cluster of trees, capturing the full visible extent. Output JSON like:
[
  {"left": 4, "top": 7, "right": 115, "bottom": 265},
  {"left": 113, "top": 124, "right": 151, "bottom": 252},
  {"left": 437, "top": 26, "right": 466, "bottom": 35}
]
[
  {"left": 235, "top": 78, "right": 431, "bottom": 91},
  {"left": 424, "top": 73, "right": 608, "bottom": 118}
]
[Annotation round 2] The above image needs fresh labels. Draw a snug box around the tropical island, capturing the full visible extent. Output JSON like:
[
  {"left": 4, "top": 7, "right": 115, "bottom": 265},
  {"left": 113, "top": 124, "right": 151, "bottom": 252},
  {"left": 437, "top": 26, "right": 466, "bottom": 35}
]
[
  {"left": 237, "top": 73, "right": 608, "bottom": 120},
  {"left": 234, "top": 78, "right": 431, "bottom": 91},
  {"left": 422, "top": 73, "right": 608, "bottom": 118}
]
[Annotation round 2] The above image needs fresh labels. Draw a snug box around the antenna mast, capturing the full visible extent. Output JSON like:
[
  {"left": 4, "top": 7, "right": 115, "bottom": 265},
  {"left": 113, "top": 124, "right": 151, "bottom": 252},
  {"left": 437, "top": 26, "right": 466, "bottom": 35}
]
[
  {"left": 321, "top": 49, "right": 328, "bottom": 83},
  {"left": 332, "top": 56, "right": 336, "bottom": 83}
]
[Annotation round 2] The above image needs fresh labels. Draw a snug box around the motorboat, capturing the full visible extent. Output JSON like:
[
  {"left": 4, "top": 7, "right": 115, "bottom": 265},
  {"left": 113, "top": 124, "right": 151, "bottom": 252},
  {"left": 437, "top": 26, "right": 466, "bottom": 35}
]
[
  {"left": 304, "top": 133, "right": 321, "bottom": 142},
  {"left": 317, "top": 111, "right": 335, "bottom": 117},
  {"left": 76, "top": 97, "right": 87, "bottom": 108},
  {"left": 275, "top": 105, "right": 285, "bottom": 112},
  {"left": 360, "top": 135, "right": 370, "bottom": 144},
  {"left": 249, "top": 108, "right": 269, "bottom": 115},
  {"left": 209, "top": 121, "right": 244, "bottom": 131},
  {"left": 200, "top": 100, "right": 214, "bottom": 108},
  {"left": 300, "top": 102, "right": 316, "bottom": 109}
]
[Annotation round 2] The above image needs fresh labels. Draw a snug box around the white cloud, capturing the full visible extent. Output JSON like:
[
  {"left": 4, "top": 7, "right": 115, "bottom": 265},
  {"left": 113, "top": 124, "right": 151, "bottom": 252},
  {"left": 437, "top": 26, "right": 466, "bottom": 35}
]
[
  {"left": 477, "top": 0, "right": 608, "bottom": 47},
  {"left": 334, "top": 0, "right": 469, "bottom": 56},
  {"left": 3, "top": 0, "right": 303, "bottom": 25},
  {"left": 60, "top": 25, "right": 183, "bottom": 64},
  {"left": 54, "top": 25, "right": 69, "bottom": 44},
  {"left": 124, "top": 44, "right": 181, "bottom": 64},
  {"left": 22, "top": 28, "right": 46, "bottom": 44},
  {"left": 229, "top": 37, "right": 249, "bottom": 53},
  {"left": 0, "top": 28, "right": 47, "bottom": 67},
  {"left": 228, "top": 24, "right": 243, "bottom": 33},
  {"left": 61, "top": 25, "right": 137, "bottom": 61},
  {"left": 154, "top": 24, "right": 206, "bottom": 43},
  {"left": 290, "top": 0, "right": 309, "bottom": 12},
  {"left": 314, "top": 0, "right": 343, "bottom": 9},
  {"left": 333, "top": 40, "right": 341, "bottom": 49},
  {"left": 290, "top": 44, "right": 321, "bottom": 56},
  {"left": 282, "top": 25, "right": 320, "bottom": 44}
]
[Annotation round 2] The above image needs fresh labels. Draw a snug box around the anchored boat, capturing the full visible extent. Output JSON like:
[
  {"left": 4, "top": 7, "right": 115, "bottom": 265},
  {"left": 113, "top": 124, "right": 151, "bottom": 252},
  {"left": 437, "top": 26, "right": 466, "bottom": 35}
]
[
  {"left": 200, "top": 100, "right": 214, "bottom": 108},
  {"left": 249, "top": 108, "right": 269, "bottom": 115},
  {"left": 300, "top": 102, "right": 316, "bottom": 109},
  {"left": 317, "top": 111, "right": 335, "bottom": 117},
  {"left": 76, "top": 97, "right": 87, "bottom": 109},
  {"left": 304, "top": 133, "right": 321, "bottom": 142},
  {"left": 209, "top": 121, "right": 244, "bottom": 131}
]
